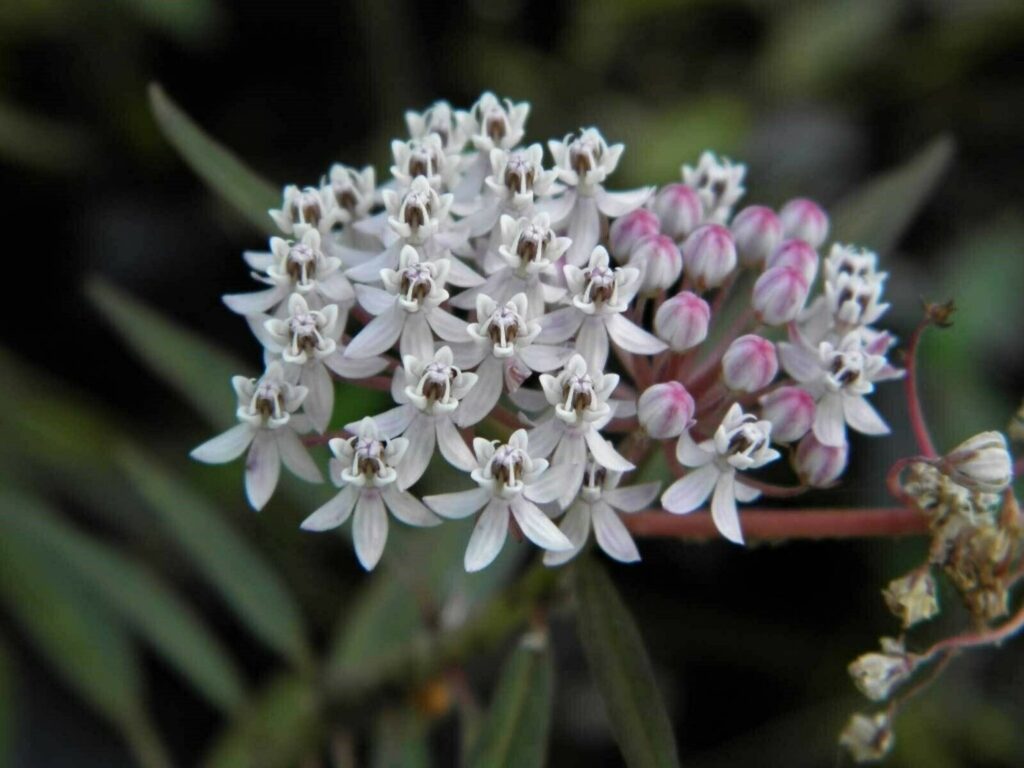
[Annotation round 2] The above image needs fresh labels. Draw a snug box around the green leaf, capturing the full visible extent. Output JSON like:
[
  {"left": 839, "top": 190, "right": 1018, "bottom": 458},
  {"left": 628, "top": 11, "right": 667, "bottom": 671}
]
[
  {"left": 574, "top": 557, "right": 680, "bottom": 768},
  {"left": 0, "top": 98, "right": 95, "bottom": 173},
  {"left": 468, "top": 632, "right": 554, "bottom": 768},
  {"left": 203, "top": 675, "right": 320, "bottom": 768},
  {"left": 0, "top": 492, "right": 245, "bottom": 713},
  {"left": 831, "top": 135, "right": 954, "bottom": 254},
  {"left": 148, "top": 83, "right": 279, "bottom": 235},
  {"left": 86, "top": 276, "right": 249, "bottom": 428},
  {"left": 112, "top": 0, "right": 223, "bottom": 45},
  {"left": 118, "top": 447, "right": 311, "bottom": 666},
  {"left": 372, "top": 709, "right": 431, "bottom": 768}
]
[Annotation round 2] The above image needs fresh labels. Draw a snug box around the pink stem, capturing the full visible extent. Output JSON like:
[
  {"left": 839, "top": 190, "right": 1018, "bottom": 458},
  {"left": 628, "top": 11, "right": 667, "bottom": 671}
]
[{"left": 904, "top": 319, "right": 938, "bottom": 458}]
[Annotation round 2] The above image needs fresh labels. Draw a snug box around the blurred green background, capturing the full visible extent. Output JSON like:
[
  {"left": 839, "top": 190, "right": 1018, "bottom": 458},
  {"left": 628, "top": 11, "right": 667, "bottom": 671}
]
[{"left": 1, "top": 0, "right": 1023, "bottom": 765}]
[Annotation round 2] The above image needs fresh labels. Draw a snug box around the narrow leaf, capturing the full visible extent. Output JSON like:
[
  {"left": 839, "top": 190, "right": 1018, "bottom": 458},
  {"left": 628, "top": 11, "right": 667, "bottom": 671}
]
[
  {"left": 86, "top": 276, "right": 248, "bottom": 428},
  {"left": 118, "top": 447, "right": 310, "bottom": 666},
  {"left": 831, "top": 135, "right": 954, "bottom": 254},
  {"left": 0, "top": 493, "right": 245, "bottom": 713},
  {"left": 327, "top": 573, "right": 424, "bottom": 672},
  {"left": 148, "top": 83, "right": 279, "bottom": 234},
  {"left": 468, "top": 632, "right": 554, "bottom": 768},
  {"left": 574, "top": 557, "right": 680, "bottom": 768}
]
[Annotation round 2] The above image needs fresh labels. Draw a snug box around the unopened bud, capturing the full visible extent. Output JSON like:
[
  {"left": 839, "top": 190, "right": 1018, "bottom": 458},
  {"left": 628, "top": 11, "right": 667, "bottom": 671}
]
[
  {"left": 652, "top": 183, "right": 703, "bottom": 241},
  {"left": 848, "top": 642, "right": 911, "bottom": 702},
  {"left": 654, "top": 291, "right": 710, "bottom": 351},
  {"left": 779, "top": 198, "right": 829, "bottom": 248},
  {"left": 609, "top": 208, "right": 660, "bottom": 260},
  {"left": 730, "top": 205, "right": 783, "bottom": 268},
  {"left": 944, "top": 431, "right": 1013, "bottom": 493},
  {"left": 752, "top": 266, "right": 810, "bottom": 325},
  {"left": 794, "top": 432, "right": 848, "bottom": 487},
  {"left": 722, "top": 334, "right": 777, "bottom": 392},
  {"left": 683, "top": 224, "right": 737, "bottom": 290},
  {"left": 883, "top": 569, "right": 939, "bottom": 628},
  {"left": 766, "top": 238, "right": 819, "bottom": 284},
  {"left": 759, "top": 386, "right": 815, "bottom": 443},
  {"left": 840, "top": 712, "right": 894, "bottom": 763},
  {"left": 639, "top": 382, "right": 695, "bottom": 439},
  {"left": 629, "top": 234, "right": 682, "bottom": 294}
]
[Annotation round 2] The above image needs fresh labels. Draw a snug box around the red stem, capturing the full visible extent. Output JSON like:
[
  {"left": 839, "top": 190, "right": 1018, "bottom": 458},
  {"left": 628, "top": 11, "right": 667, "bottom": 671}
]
[
  {"left": 913, "top": 602, "right": 1024, "bottom": 662},
  {"left": 904, "top": 319, "right": 938, "bottom": 458}
]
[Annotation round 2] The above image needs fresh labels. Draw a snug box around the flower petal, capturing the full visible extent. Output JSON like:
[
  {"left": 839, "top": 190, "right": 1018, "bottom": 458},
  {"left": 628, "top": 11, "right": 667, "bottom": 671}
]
[
  {"left": 778, "top": 342, "right": 821, "bottom": 383},
  {"left": 190, "top": 423, "right": 255, "bottom": 464},
  {"left": 397, "top": 413, "right": 436, "bottom": 489},
  {"left": 592, "top": 501, "right": 641, "bottom": 563},
  {"left": 346, "top": 305, "right": 405, "bottom": 358},
  {"left": 353, "top": 491, "right": 389, "bottom": 570},
  {"left": 464, "top": 498, "right": 510, "bottom": 572},
  {"left": 223, "top": 286, "right": 287, "bottom": 316},
  {"left": 426, "top": 308, "right": 471, "bottom": 343},
  {"left": 302, "top": 362, "right": 334, "bottom": 434},
  {"left": 323, "top": 349, "right": 388, "bottom": 380},
  {"left": 813, "top": 393, "right": 847, "bottom": 447},
  {"left": 843, "top": 394, "right": 890, "bottom": 436},
  {"left": 517, "top": 344, "right": 568, "bottom": 373},
  {"left": 524, "top": 461, "right": 580, "bottom": 506},
  {"left": 435, "top": 416, "right": 477, "bottom": 471},
  {"left": 577, "top": 317, "right": 609, "bottom": 371},
  {"left": 381, "top": 485, "right": 441, "bottom": 527},
  {"left": 711, "top": 471, "right": 744, "bottom": 544},
  {"left": 661, "top": 463, "right": 719, "bottom": 514},
  {"left": 602, "top": 481, "right": 661, "bottom": 513},
  {"left": 510, "top": 496, "right": 573, "bottom": 552},
  {"left": 301, "top": 485, "right": 358, "bottom": 531},
  {"left": 454, "top": 356, "right": 502, "bottom": 428},
  {"left": 424, "top": 487, "right": 491, "bottom": 519},
  {"left": 536, "top": 307, "right": 584, "bottom": 344},
  {"left": 355, "top": 284, "right": 395, "bottom": 315},
  {"left": 245, "top": 431, "right": 281, "bottom": 511},
  {"left": 584, "top": 429, "right": 635, "bottom": 472},
  {"left": 605, "top": 313, "right": 668, "bottom": 356},
  {"left": 595, "top": 186, "right": 653, "bottom": 217},
  {"left": 445, "top": 256, "right": 485, "bottom": 288},
  {"left": 348, "top": 404, "right": 414, "bottom": 439},
  {"left": 542, "top": 502, "right": 591, "bottom": 567},
  {"left": 276, "top": 428, "right": 323, "bottom": 483},
  {"left": 565, "top": 196, "right": 600, "bottom": 266}
]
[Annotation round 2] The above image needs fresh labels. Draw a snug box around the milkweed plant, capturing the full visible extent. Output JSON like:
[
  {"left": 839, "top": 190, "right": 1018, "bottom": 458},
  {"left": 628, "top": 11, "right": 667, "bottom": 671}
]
[{"left": 179, "top": 91, "right": 1022, "bottom": 763}]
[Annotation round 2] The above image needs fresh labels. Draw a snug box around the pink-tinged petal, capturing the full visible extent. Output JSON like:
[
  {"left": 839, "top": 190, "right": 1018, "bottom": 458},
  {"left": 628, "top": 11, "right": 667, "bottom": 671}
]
[
  {"left": 276, "top": 428, "right": 323, "bottom": 483},
  {"left": 191, "top": 423, "right": 255, "bottom": 464},
  {"left": 577, "top": 317, "right": 609, "bottom": 371},
  {"left": 843, "top": 395, "right": 890, "bottom": 436},
  {"left": 426, "top": 308, "right": 471, "bottom": 343},
  {"left": 455, "top": 356, "right": 502, "bottom": 428},
  {"left": 536, "top": 307, "right": 584, "bottom": 344},
  {"left": 301, "top": 363, "right": 334, "bottom": 434},
  {"left": 595, "top": 186, "right": 653, "bottom": 218},
  {"left": 223, "top": 286, "right": 288, "bottom": 316},
  {"left": 565, "top": 196, "right": 601, "bottom": 266},
  {"left": 353, "top": 491, "right": 389, "bottom": 571},
  {"left": 812, "top": 393, "right": 847, "bottom": 447},
  {"left": 524, "top": 461, "right": 580, "bottom": 506},
  {"left": 778, "top": 342, "right": 821, "bottom": 383},
  {"left": 424, "top": 487, "right": 491, "bottom": 520},
  {"left": 592, "top": 501, "right": 641, "bottom": 563},
  {"left": 445, "top": 256, "right": 485, "bottom": 288},
  {"left": 397, "top": 414, "right": 436, "bottom": 489},
  {"left": 381, "top": 485, "right": 441, "bottom": 527},
  {"left": 605, "top": 313, "right": 668, "bottom": 356},
  {"left": 584, "top": 429, "right": 635, "bottom": 472},
  {"left": 465, "top": 498, "right": 511, "bottom": 572},
  {"left": 661, "top": 463, "right": 719, "bottom": 514},
  {"left": 399, "top": 313, "right": 434, "bottom": 361},
  {"left": 323, "top": 349, "right": 388, "bottom": 380},
  {"left": 435, "top": 417, "right": 477, "bottom": 471},
  {"left": 711, "top": 471, "right": 744, "bottom": 544},
  {"left": 527, "top": 417, "right": 562, "bottom": 459},
  {"left": 510, "top": 496, "right": 573, "bottom": 552},
  {"left": 355, "top": 284, "right": 394, "bottom": 315},
  {"left": 346, "top": 305, "right": 404, "bottom": 358},
  {"left": 301, "top": 485, "right": 358, "bottom": 531},
  {"left": 603, "top": 482, "right": 661, "bottom": 513},
  {"left": 245, "top": 432, "right": 281, "bottom": 511},
  {"left": 733, "top": 478, "right": 761, "bottom": 503},
  {"left": 543, "top": 502, "right": 591, "bottom": 567}
]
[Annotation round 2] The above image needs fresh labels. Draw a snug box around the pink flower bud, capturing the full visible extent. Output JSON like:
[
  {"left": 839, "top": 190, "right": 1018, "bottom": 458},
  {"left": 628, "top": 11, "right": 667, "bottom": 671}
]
[
  {"left": 654, "top": 291, "right": 710, "bottom": 351},
  {"left": 794, "top": 432, "right": 849, "bottom": 487},
  {"left": 652, "top": 183, "right": 703, "bottom": 241},
  {"left": 638, "top": 382, "right": 695, "bottom": 439},
  {"left": 766, "top": 238, "right": 819, "bottom": 284},
  {"left": 629, "top": 234, "right": 682, "bottom": 294},
  {"left": 730, "top": 205, "right": 782, "bottom": 268},
  {"left": 609, "top": 208, "right": 660, "bottom": 260},
  {"left": 759, "top": 386, "right": 815, "bottom": 442},
  {"left": 683, "top": 224, "right": 737, "bottom": 291},
  {"left": 722, "top": 334, "right": 778, "bottom": 392},
  {"left": 752, "top": 266, "right": 810, "bottom": 325},
  {"left": 779, "top": 198, "right": 829, "bottom": 248}
]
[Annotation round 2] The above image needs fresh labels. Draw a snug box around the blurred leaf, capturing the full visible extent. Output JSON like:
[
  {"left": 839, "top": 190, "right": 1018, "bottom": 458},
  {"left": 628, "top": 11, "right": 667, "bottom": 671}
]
[
  {"left": 148, "top": 83, "right": 278, "bottom": 235},
  {"left": 832, "top": 136, "right": 954, "bottom": 254},
  {"left": 574, "top": 557, "right": 680, "bottom": 768},
  {"left": 468, "top": 632, "right": 554, "bottom": 768},
  {"left": 0, "top": 493, "right": 245, "bottom": 713},
  {"left": 0, "top": 636, "right": 12, "bottom": 768},
  {"left": 112, "top": 0, "right": 223, "bottom": 45},
  {"left": 118, "top": 447, "right": 311, "bottom": 666},
  {"left": 203, "top": 674, "right": 320, "bottom": 768},
  {"left": 328, "top": 573, "right": 424, "bottom": 672},
  {"left": 86, "top": 276, "right": 248, "bottom": 428},
  {"left": 373, "top": 708, "right": 431, "bottom": 768},
  {"left": 0, "top": 99, "right": 95, "bottom": 173}
]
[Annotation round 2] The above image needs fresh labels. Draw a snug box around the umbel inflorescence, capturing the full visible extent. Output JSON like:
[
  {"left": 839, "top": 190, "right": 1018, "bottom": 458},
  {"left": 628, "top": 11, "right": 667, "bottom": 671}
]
[{"left": 191, "top": 91, "right": 906, "bottom": 573}]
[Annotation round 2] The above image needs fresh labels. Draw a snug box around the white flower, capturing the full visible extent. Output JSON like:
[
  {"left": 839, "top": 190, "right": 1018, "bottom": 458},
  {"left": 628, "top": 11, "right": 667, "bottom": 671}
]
[
  {"left": 459, "top": 145, "right": 559, "bottom": 237},
  {"left": 539, "top": 246, "right": 666, "bottom": 370},
  {"left": 351, "top": 346, "right": 479, "bottom": 489},
  {"left": 944, "top": 431, "right": 1013, "bottom": 493},
  {"left": 452, "top": 293, "right": 568, "bottom": 426},
  {"left": 544, "top": 128, "right": 653, "bottom": 265},
  {"left": 300, "top": 416, "right": 440, "bottom": 571},
  {"left": 270, "top": 184, "right": 341, "bottom": 237},
  {"left": 661, "top": 403, "right": 780, "bottom": 544},
  {"left": 190, "top": 363, "right": 323, "bottom": 511},
  {"left": 385, "top": 174, "right": 453, "bottom": 245},
  {"left": 346, "top": 246, "right": 468, "bottom": 361},
  {"left": 544, "top": 461, "right": 660, "bottom": 566},
  {"left": 424, "top": 429, "right": 574, "bottom": 572},
  {"left": 224, "top": 227, "right": 354, "bottom": 318},
  {"left": 458, "top": 92, "right": 530, "bottom": 153},
  {"left": 681, "top": 151, "right": 746, "bottom": 224},
  {"left": 779, "top": 332, "right": 902, "bottom": 447},
  {"left": 406, "top": 99, "right": 466, "bottom": 156},
  {"left": 324, "top": 164, "right": 376, "bottom": 224},
  {"left": 796, "top": 244, "right": 889, "bottom": 344},
  {"left": 390, "top": 134, "right": 458, "bottom": 192}
]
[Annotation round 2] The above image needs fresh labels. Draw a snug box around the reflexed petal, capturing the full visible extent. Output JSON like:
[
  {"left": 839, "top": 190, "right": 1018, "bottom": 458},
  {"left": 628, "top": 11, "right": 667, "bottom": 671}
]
[
  {"left": 435, "top": 417, "right": 477, "bottom": 471},
  {"left": 301, "top": 485, "right": 358, "bottom": 531},
  {"left": 400, "top": 313, "right": 434, "bottom": 361},
  {"left": 346, "top": 305, "right": 405, "bottom": 358},
  {"left": 711, "top": 471, "right": 744, "bottom": 544},
  {"left": 595, "top": 186, "right": 653, "bottom": 217},
  {"left": 276, "top": 428, "right": 324, "bottom": 483},
  {"left": 345, "top": 241, "right": 400, "bottom": 282},
  {"left": 302, "top": 363, "right": 334, "bottom": 434},
  {"left": 397, "top": 414, "right": 436, "bottom": 489},
  {"left": 661, "top": 463, "right": 719, "bottom": 514},
  {"left": 603, "top": 482, "right": 661, "bottom": 513},
  {"left": 455, "top": 356, "right": 502, "bottom": 428},
  {"left": 518, "top": 344, "right": 568, "bottom": 372},
  {"left": 243, "top": 250, "right": 273, "bottom": 271},
  {"left": 592, "top": 501, "right": 641, "bottom": 563},
  {"left": 223, "top": 286, "right": 288, "bottom": 316},
  {"left": 381, "top": 485, "right": 441, "bottom": 527},
  {"left": 510, "top": 387, "right": 550, "bottom": 413},
  {"left": 348, "top": 404, "right": 415, "bottom": 439},
  {"left": 778, "top": 342, "right": 821, "bottom": 383},
  {"left": 843, "top": 395, "right": 890, "bottom": 436},
  {"left": 813, "top": 393, "right": 847, "bottom": 447},
  {"left": 353, "top": 491, "right": 389, "bottom": 570},
  {"left": 426, "top": 308, "right": 471, "bottom": 342},
  {"left": 584, "top": 429, "right": 635, "bottom": 472},
  {"left": 577, "top": 317, "right": 609, "bottom": 371},
  {"left": 733, "top": 479, "right": 761, "bottom": 503},
  {"left": 565, "top": 196, "right": 600, "bottom": 266},
  {"left": 537, "top": 189, "right": 576, "bottom": 227},
  {"left": 355, "top": 284, "right": 394, "bottom": 315},
  {"left": 605, "top": 314, "right": 668, "bottom": 356},
  {"left": 424, "top": 487, "right": 491, "bottom": 519},
  {"left": 247, "top": 314, "right": 282, "bottom": 353},
  {"left": 191, "top": 423, "right": 255, "bottom": 464},
  {"left": 245, "top": 432, "right": 281, "bottom": 511},
  {"left": 317, "top": 273, "right": 356, "bottom": 303},
  {"left": 543, "top": 502, "right": 591, "bottom": 567},
  {"left": 527, "top": 417, "right": 562, "bottom": 459},
  {"left": 323, "top": 349, "right": 388, "bottom": 379},
  {"left": 464, "top": 499, "right": 510, "bottom": 572},
  {"left": 676, "top": 430, "right": 714, "bottom": 467},
  {"left": 510, "top": 496, "right": 573, "bottom": 552},
  {"left": 445, "top": 256, "right": 486, "bottom": 287},
  {"left": 536, "top": 307, "right": 584, "bottom": 344},
  {"left": 524, "top": 461, "right": 580, "bottom": 505}
]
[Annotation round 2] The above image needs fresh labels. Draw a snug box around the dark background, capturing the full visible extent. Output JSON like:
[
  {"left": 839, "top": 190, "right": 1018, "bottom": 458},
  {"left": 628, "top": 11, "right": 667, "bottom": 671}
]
[{"left": 1, "top": 0, "right": 1023, "bottom": 765}]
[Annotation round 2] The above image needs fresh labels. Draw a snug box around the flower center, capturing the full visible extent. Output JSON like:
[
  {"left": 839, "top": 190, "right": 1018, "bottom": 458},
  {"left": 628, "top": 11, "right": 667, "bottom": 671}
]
[
  {"left": 286, "top": 244, "right": 317, "bottom": 284},
  {"left": 484, "top": 108, "right": 508, "bottom": 143},
  {"left": 727, "top": 425, "right": 765, "bottom": 457},
  {"left": 417, "top": 361, "right": 458, "bottom": 403},
  {"left": 402, "top": 191, "right": 432, "bottom": 230},
  {"left": 570, "top": 137, "right": 600, "bottom": 176},
  {"left": 333, "top": 183, "right": 359, "bottom": 213},
  {"left": 399, "top": 263, "right": 435, "bottom": 304},
  {"left": 252, "top": 382, "right": 284, "bottom": 422},
  {"left": 504, "top": 154, "right": 536, "bottom": 195},
  {"left": 829, "top": 351, "right": 864, "bottom": 387},
  {"left": 515, "top": 225, "right": 552, "bottom": 264},
  {"left": 490, "top": 444, "right": 525, "bottom": 487},
  {"left": 288, "top": 312, "right": 321, "bottom": 352},
  {"left": 289, "top": 191, "right": 322, "bottom": 226},
  {"left": 584, "top": 266, "right": 616, "bottom": 304},
  {"left": 353, "top": 436, "right": 388, "bottom": 479},
  {"left": 487, "top": 306, "right": 521, "bottom": 349},
  {"left": 562, "top": 373, "right": 595, "bottom": 414}
]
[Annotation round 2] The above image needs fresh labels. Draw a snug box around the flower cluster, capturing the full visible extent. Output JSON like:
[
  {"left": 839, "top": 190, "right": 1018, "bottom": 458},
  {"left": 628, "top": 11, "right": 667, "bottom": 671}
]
[{"left": 192, "top": 92, "right": 904, "bottom": 571}]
